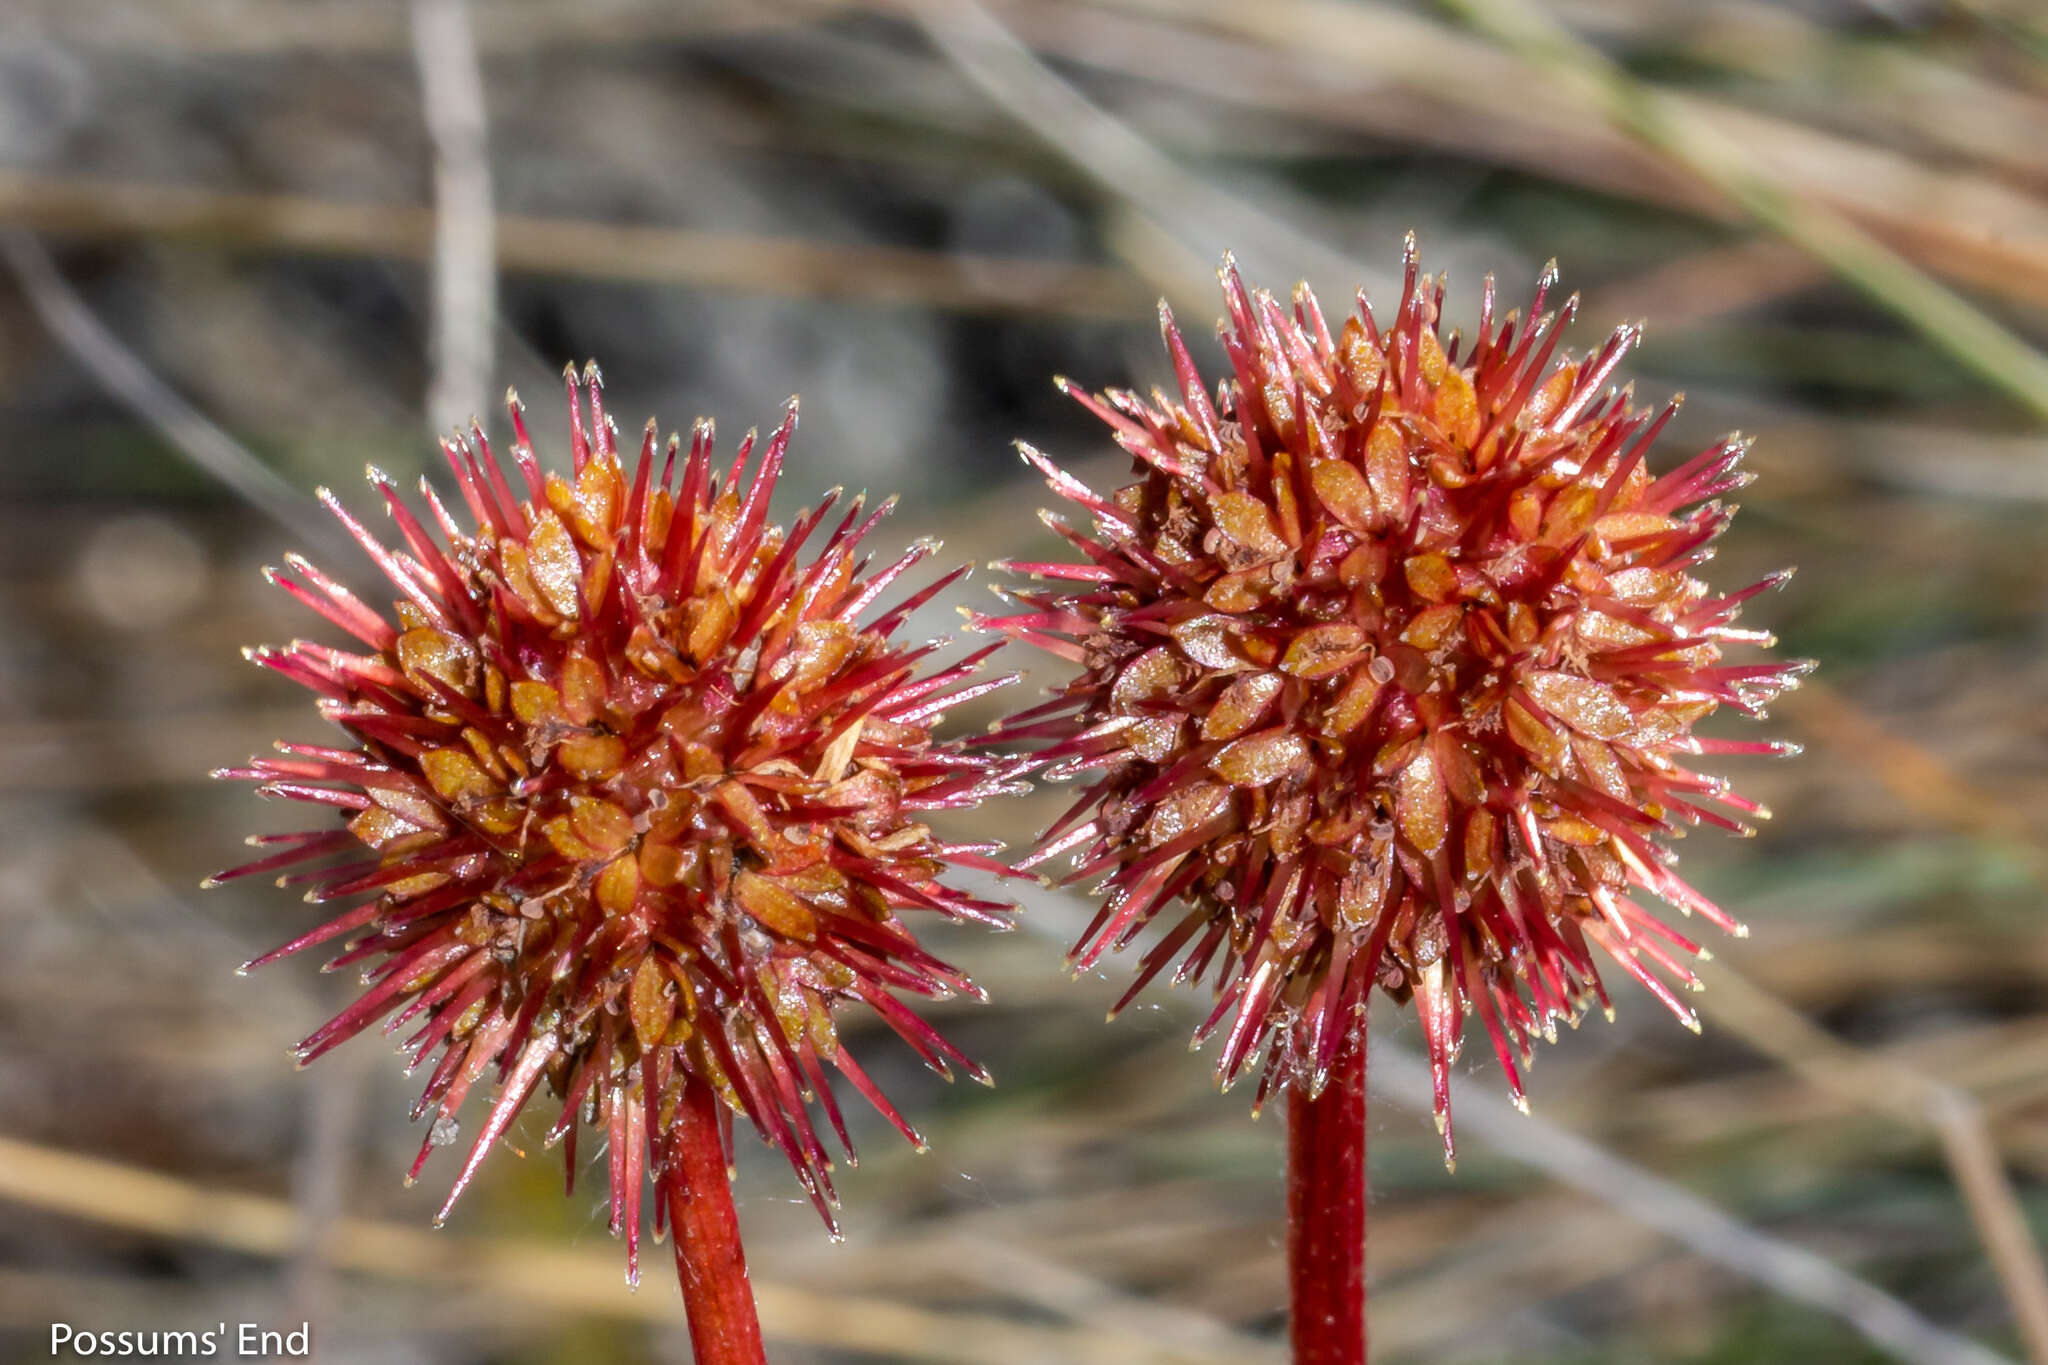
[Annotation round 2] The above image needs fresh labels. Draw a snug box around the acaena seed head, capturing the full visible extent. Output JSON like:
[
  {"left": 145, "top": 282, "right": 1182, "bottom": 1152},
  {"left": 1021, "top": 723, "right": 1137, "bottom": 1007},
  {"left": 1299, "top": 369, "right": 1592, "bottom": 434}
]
[
  {"left": 214, "top": 364, "right": 1025, "bottom": 1278},
  {"left": 981, "top": 245, "right": 1807, "bottom": 1163}
]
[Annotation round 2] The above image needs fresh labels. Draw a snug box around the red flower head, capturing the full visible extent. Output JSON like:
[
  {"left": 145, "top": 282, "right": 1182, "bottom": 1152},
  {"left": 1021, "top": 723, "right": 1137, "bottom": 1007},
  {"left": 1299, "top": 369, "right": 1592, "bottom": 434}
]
[
  {"left": 214, "top": 366, "right": 1023, "bottom": 1278},
  {"left": 983, "top": 245, "right": 1806, "bottom": 1163}
]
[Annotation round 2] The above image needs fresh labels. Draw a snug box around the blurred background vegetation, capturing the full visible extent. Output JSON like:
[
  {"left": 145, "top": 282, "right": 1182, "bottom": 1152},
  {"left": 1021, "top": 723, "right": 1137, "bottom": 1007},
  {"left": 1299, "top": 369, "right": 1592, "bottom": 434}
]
[{"left": 1, "top": 1, "right": 2046, "bottom": 1362}]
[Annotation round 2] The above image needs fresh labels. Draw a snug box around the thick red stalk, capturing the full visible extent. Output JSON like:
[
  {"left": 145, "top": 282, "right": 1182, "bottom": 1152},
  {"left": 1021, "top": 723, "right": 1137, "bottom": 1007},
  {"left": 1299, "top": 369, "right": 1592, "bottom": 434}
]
[
  {"left": 1288, "top": 1008, "right": 1367, "bottom": 1365},
  {"left": 668, "top": 1076, "right": 767, "bottom": 1365}
]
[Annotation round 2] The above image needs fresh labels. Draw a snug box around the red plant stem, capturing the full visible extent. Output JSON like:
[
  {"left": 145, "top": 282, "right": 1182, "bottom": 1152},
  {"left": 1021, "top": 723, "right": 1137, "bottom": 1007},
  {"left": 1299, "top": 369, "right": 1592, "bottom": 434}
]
[
  {"left": 1288, "top": 1008, "right": 1368, "bottom": 1365},
  {"left": 668, "top": 1074, "right": 767, "bottom": 1365}
]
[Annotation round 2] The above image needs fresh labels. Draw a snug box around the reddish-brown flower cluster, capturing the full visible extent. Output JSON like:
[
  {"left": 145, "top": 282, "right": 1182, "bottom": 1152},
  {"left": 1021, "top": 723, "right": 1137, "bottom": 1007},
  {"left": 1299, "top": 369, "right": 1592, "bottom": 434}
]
[
  {"left": 984, "top": 246, "right": 1806, "bottom": 1162},
  {"left": 214, "top": 366, "right": 1022, "bottom": 1276}
]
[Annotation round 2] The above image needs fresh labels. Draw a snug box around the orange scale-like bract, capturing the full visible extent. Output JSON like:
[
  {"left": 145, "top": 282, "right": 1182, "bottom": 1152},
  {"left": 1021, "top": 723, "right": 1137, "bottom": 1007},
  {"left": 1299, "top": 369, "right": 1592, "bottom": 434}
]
[
  {"left": 983, "top": 247, "right": 1807, "bottom": 1162},
  {"left": 215, "top": 366, "right": 1025, "bottom": 1279}
]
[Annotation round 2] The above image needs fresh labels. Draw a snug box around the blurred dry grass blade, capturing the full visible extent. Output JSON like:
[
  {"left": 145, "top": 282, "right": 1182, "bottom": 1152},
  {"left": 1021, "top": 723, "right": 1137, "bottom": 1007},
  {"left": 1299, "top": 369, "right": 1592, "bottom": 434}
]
[
  {"left": 1696, "top": 961, "right": 2048, "bottom": 1365},
  {"left": 0, "top": 229, "right": 342, "bottom": 554},
  {"left": 902, "top": 0, "right": 1361, "bottom": 301},
  {"left": 284, "top": 1046, "right": 372, "bottom": 1362},
  {"left": 1372, "top": 1042, "right": 2018, "bottom": 1365},
  {"left": 1434, "top": 0, "right": 2048, "bottom": 422},
  {"left": 1946, "top": 0, "right": 2048, "bottom": 63},
  {"left": 409, "top": 0, "right": 496, "bottom": 432},
  {"left": 0, "top": 170, "right": 1148, "bottom": 319},
  {"left": 0, "top": 1134, "right": 1240, "bottom": 1365},
  {"left": 1369, "top": 1200, "right": 1665, "bottom": 1357},
  {"left": 1575, "top": 239, "right": 1826, "bottom": 335},
  {"left": 0, "top": 0, "right": 833, "bottom": 55},
  {"left": 938, "top": 1234, "right": 1285, "bottom": 1363},
  {"left": 1605, "top": 4, "right": 2048, "bottom": 191},
  {"left": 1752, "top": 674, "right": 2048, "bottom": 1356},
  {"left": 1786, "top": 682, "right": 2048, "bottom": 890},
  {"left": 1003, "top": 0, "right": 2048, "bottom": 311},
  {"left": 1822, "top": 424, "right": 2048, "bottom": 505}
]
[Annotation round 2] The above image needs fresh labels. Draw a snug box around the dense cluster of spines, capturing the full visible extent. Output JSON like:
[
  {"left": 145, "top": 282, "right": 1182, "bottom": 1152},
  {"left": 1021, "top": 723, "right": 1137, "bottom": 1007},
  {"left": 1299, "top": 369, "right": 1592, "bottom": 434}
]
[
  {"left": 215, "top": 366, "right": 1024, "bottom": 1277},
  {"left": 982, "top": 245, "right": 1806, "bottom": 1161}
]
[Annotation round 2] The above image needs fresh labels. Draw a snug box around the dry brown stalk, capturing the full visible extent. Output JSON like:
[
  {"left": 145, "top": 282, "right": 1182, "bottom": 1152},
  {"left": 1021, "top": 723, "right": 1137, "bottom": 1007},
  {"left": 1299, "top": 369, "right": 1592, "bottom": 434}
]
[{"left": 0, "top": 169, "right": 1148, "bottom": 319}]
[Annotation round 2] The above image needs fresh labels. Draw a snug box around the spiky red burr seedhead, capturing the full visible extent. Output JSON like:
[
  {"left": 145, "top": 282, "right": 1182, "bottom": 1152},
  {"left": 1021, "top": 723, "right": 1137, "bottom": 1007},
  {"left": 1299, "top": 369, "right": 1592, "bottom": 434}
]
[
  {"left": 213, "top": 364, "right": 1025, "bottom": 1277},
  {"left": 982, "top": 245, "right": 1807, "bottom": 1163}
]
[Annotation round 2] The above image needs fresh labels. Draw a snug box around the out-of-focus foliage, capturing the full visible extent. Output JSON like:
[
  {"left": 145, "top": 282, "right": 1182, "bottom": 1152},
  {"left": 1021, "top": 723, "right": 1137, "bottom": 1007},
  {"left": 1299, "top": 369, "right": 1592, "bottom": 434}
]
[{"left": 0, "top": 3, "right": 2045, "bottom": 1363}]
